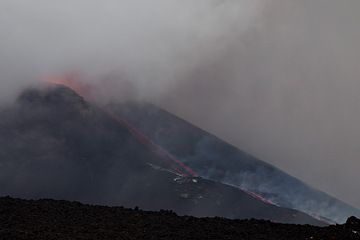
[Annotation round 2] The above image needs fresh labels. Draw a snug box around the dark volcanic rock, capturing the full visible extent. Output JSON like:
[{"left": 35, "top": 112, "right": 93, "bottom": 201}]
[
  {"left": 346, "top": 216, "right": 360, "bottom": 232},
  {"left": 0, "top": 197, "right": 359, "bottom": 240}
]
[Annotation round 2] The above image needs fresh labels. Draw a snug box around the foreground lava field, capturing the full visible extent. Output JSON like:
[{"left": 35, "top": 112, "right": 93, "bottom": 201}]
[{"left": 1, "top": 197, "right": 359, "bottom": 240}]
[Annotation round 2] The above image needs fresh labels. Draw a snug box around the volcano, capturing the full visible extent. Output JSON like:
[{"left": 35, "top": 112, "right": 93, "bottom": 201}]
[{"left": 0, "top": 84, "right": 352, "bottom": 226}]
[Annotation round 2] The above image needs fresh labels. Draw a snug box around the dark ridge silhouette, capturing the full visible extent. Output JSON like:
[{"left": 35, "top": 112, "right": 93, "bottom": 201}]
[{"left": 1, "top": 197, "right": 360, "bottom": 240}]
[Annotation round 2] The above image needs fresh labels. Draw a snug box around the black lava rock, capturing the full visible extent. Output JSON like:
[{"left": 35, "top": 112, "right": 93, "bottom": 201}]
[{"left": 0, "top": 197, "right": 359, "bottom": 240}]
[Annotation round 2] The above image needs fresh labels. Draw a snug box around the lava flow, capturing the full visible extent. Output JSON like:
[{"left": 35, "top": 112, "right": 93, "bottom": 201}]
[
  {"left": 108, "top": 112, "right": 198, "bottom": 177},
  {"left": 46, "top": 76, "right": 282, "bottom": 204}
]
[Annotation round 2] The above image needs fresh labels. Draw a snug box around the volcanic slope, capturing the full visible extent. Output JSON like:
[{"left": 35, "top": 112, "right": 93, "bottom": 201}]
[
  {"left": 0, "top": 85, "right": 323, "bottom": 225},
  {"left": 108, "top": 101, "right": 360, "bottom": 223}
]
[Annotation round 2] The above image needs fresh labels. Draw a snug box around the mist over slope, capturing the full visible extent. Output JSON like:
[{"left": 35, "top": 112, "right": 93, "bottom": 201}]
[
  {"left": 0, "top": 85, "right": 323, "bottom": 225},
  {"left": 108, "top": 101, "right": 360, "bottom": 223}
]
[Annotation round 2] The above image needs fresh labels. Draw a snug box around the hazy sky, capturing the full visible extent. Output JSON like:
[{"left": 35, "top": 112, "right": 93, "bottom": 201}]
[
  {"left": 0, "top": 0, "right": 261, "bottom": 100},
  {"left": 1, "top": 0, "right": 360, "bottom": 208}
]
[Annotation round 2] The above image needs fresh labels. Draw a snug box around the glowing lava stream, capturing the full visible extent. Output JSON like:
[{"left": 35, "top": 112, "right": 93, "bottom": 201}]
[
  {"left": 242, "top": 189, "right": 277, "bottom": 206},
  {"left": 108, "top": 114, "right": 279, "bottom": 204},
  {"left": 107, "top": 112, "right": 197, "bottom": 177},
  {"left": 47, "top": 77, "right": 280, "bottom": 205}
]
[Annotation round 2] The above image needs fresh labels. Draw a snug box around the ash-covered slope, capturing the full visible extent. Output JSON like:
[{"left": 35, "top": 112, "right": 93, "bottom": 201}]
[
  {"left": 108, "top": 102, "right": 360, "bottom": 223},
  {"left": 0, "top": 85, "right": 323, "bottom": 225},
  {"left": 1, "top": 197, "right": 360, "bottom": 240}
]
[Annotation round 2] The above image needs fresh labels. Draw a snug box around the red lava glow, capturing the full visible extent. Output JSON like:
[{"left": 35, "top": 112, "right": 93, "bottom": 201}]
[
  {"left": 46, "top": 75, "right": 92, "bottom": 98},
  {"left": 242, "top": 189, "right": 278, "bottom": 206}
]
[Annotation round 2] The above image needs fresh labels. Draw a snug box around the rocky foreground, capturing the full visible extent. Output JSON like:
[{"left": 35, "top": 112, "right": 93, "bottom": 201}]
[{"left": 0, "top": 197, "right": 360, "bottom": 240}]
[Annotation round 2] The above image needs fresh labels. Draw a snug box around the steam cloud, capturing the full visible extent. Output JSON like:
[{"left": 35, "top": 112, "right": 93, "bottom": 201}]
[
  {"left": 0, "top": 0, "right": 262, "bottom": 101},
  {"left": 1, "top": 0, "right": 360, "bottom": 209}
]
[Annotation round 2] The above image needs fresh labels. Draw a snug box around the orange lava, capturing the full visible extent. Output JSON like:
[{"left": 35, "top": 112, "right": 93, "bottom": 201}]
[{"left": 46, "top": 74, "right": 92, "bottom": 98}]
